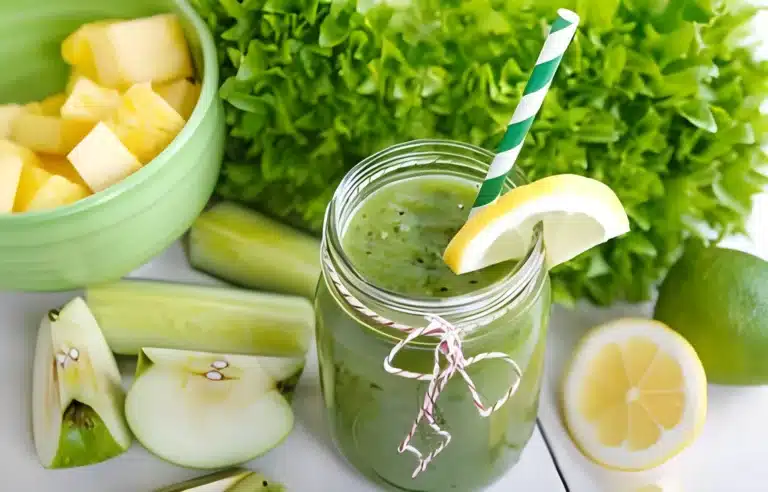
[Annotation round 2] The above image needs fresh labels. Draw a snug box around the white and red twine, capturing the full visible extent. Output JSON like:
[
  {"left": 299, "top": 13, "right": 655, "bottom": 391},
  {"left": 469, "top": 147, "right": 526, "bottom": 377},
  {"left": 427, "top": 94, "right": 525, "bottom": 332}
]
[{"left": 323, "top": 251, "right": 523, "bottom": 478}]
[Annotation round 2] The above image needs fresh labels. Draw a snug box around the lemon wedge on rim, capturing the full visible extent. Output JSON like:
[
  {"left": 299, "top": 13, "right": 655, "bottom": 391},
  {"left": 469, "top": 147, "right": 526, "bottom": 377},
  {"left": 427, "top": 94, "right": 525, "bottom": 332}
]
[
  {"left": 443, "top": 174, "right": 629, "bottom": 274},
  {"left": 562, "top": 318, "right": 707, "bottom": 471}
]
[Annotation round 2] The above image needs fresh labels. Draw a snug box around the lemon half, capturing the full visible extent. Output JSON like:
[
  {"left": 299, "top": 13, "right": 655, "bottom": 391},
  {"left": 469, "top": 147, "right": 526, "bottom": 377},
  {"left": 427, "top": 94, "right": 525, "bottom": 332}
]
[
  {"left": 443, "top": 174, "right": 629, "bottom": 274},
  {"left": 562, "top": 318, "right": 707, "bottom": 471}
]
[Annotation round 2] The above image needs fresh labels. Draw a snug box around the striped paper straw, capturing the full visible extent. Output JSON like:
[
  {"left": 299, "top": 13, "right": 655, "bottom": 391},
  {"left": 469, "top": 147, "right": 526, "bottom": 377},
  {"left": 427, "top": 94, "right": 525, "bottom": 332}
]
[{"left": 470, "top": 9, "right": 580, "bottom": 215}]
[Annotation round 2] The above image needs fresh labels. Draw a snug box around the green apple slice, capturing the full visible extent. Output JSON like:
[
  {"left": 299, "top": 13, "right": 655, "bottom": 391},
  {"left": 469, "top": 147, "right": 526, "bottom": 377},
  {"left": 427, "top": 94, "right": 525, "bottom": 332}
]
[
  {"left": 227, "top": 471, "right": 286, "bottom": 491},
  {"left": 32, "top": 297, "right": 132, "bottom": 468},
  {"left": 154, "top": 469, "right": 281, "bottom": 492},
  {"left": 126, "top": 347, "right": 302, "bottom": 469}
]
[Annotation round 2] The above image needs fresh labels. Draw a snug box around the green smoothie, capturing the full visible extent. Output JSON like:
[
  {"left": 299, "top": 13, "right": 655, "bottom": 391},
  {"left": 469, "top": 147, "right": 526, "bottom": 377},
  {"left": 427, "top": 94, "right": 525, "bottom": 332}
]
[
  {"left": 342, "top": 176, "right": 514, "bottom": 297},
  {"left": 316, "top": 174, "right": 550, "bottom": 491}
]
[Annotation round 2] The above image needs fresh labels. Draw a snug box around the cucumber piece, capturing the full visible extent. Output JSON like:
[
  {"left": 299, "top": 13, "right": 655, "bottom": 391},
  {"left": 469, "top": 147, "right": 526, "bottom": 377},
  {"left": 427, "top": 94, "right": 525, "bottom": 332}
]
[
  {"left": 86, "top": 280, "right": 313, "bottom": 357},
  {"left": 32, "top": 297, "right": 132, "bottom": 468},
  {"left": 188, "top": 202, "right": 320, "bottom": 298},
  {"left": 127, "top": 347, "right": 299, "bottom": 469}
]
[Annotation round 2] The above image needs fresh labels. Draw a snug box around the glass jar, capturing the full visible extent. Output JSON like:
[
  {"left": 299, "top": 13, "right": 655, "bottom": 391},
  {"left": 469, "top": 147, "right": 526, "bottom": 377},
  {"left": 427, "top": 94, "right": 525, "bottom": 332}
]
[{"left": 315, "top": 140, "right": 551, "bottom": 491}]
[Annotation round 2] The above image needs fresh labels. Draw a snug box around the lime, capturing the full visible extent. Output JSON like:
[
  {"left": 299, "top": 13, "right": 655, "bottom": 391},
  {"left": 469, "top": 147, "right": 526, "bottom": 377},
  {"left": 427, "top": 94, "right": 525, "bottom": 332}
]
[{"left": 654, "top": 244, "right": 768, "bottom": 385}]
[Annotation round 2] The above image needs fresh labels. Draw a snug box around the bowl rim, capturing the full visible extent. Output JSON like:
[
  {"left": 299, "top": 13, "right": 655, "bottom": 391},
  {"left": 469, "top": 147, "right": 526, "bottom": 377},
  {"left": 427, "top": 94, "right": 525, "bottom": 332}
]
[{"left": 0, "top": 0, "right": 220, "bottom": 225}]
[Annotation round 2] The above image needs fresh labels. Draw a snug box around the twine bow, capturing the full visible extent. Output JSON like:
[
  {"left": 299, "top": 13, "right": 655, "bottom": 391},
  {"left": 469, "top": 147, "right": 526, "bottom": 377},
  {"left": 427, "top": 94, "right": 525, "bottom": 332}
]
[
  {"left": 323, "top": 251, "right": 522, "bottom": 478},
  {"left": 384, "top": 315, "right": 522, "bottom": 477}
]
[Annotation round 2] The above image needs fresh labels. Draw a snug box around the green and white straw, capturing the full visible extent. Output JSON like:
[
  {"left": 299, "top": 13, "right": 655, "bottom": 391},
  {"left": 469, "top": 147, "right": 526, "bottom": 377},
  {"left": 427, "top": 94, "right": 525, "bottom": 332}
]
[{"left": 470, "top": 9, "right": 580, "bottom": 215}]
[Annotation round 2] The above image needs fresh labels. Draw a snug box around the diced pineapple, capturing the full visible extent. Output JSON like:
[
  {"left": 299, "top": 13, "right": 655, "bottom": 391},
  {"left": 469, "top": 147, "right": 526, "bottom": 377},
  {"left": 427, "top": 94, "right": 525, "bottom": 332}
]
[
  {"left": 67, "top": 122, "right": 142, "bottom": 192},
  {"left": 66, "top": 71, "right": 86, "bottom": 94},
  {"left": 38, "top": 153, "right": 88, "bottom": 187},
  {"left": 0, "top": 104, "right": 22, "bottom": 138},
  {"left": 0, "top": 141, "right": 26, "bottom": 213},
  {"left": 107, "top": 83, "right": 185, "bottom": 162},
  {"left": 84, "top": 14, "right": 193, "bottom": 89},
  {"left": 60, "top": 77, "right": 121, "bottom": 122},
  {"left": 11, "top": 113, "right": 93, "bottom": 155},
  {"left": 39, "top": 93, "right": 67, "bottom": 115},
  {"left": 23, "top": 175, "right": 90, "bottom": 212},
  {"left": 23, "top": 102, "right": 44, "bottom": 115},
  {"left": 61, "top": 20, "right": 115, "bottom": 81},
  {"left": 155, "top": 79, "right": 200, "bottom": 120},
  {"left": 23, "top": 94, "right": 67, "bottom": 117},
  {"left": 14, "top": 163, "right": 53, "bottom": 212}
]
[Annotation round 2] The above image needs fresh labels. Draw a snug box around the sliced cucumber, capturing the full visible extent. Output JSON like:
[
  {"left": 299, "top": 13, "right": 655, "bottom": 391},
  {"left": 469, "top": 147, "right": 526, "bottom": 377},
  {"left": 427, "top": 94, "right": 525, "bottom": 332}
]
[
  {"left": 86, "top": 279, "right": 313, "bottom": 357},
  {"left": 127, "top": 347, "right": 301, "bottom": 469},
  {"left": 32, "top": 297, "right": 131, "bottom": 468},
  {"left": 188, "top": 202, "right": 320, "bottom": 298},
  {"left": 155, "top": 468, "right": 285, "bottom": 492}
]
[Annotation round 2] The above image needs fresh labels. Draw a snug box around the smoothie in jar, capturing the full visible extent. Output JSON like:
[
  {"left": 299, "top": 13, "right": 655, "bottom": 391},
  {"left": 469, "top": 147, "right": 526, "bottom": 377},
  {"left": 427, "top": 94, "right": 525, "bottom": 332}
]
[{"left": 316, "top": 140, "right": 550, "bottom": 491}]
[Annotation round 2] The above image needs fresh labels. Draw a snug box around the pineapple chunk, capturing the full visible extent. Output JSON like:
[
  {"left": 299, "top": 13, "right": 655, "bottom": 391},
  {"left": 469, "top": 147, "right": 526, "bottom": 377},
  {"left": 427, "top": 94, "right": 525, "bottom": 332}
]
[
  {"left": 38, "top": 153, "right": 88, "bottom": 187},
  {"left": 0, "top": 140, "right": 43, "bottom": 212},
  {"left": 11, "top": 113, "right": 93, "bottom": 155},
  {"left": 15, "top": 163, "right": 53, "bottom": 212},
  {"left": 39, "top": 93, "right": 67, "bottom": 115},
  {"left": 23, "top": 175, "right": 89, "bottom": 212},
  {"left": 24, "top": 94, "right": 67, "bottom": 116},
  {"left": 84, "top": 14, "right": 193, "bottom": 89},
  {"left": 0, "top": 141, "right": 27, "bottom": 213},
  {"left": 107, "top": 83, "right": 185, "bottom": 162},
  {"left": 67, "top": 122, "right": 142, "bottom": 192},
  {"left": 23, "top": 102, "right": 44, "bottom": 115},
  {"left": 60, "top": 77, "right": 121, "bottom": 121},
  {"left": 0, "top": 104, "right": 22, "bottom": 138},
  {"left": 66, "top": 71, "right": 87, "bottom": 94},
  {"left": 155, "top": 79, "right": 200, "bottom": 120},
  {"left": 61, "top": 20, "right": 115, "bottom": 81}
]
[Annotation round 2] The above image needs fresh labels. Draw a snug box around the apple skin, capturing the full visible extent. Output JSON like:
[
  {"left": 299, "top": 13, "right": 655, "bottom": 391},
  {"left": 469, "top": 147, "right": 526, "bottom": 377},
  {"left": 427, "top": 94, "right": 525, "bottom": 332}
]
[{"left": 49, "top": 402, "right": 127, "bottom": 469}]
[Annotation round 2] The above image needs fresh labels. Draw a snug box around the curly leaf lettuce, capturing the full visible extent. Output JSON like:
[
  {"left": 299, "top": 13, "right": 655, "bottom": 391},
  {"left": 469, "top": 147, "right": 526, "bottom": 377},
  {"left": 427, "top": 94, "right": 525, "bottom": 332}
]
[{"left": 192, "top": 0, "right": 768, "bottom": 306}]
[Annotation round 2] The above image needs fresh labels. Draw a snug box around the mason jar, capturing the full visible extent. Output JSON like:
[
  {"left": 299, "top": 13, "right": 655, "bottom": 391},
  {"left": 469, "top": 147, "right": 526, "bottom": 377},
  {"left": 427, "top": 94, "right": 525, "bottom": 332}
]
[{"left": 315, "top": 140, "right": 551, "bottom": 491}]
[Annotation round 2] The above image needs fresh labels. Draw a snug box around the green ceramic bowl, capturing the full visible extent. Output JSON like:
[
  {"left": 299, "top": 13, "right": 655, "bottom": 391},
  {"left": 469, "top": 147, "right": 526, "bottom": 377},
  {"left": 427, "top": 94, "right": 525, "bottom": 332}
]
[{"left": 0, "top": 0, "right": 225, "bottom": 291}]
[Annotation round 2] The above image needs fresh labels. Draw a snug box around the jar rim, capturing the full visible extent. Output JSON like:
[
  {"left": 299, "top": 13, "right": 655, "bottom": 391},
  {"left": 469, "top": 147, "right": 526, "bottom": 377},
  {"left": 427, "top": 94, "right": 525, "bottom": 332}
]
[{"left": 322, "top": 139, "right": 546, "bottom": 336}]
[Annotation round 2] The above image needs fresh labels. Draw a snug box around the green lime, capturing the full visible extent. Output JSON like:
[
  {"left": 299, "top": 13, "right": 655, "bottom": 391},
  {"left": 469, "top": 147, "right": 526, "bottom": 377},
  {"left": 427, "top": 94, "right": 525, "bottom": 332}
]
[{"left": 654, "top": 244, "right": 768, "bottom": 385}]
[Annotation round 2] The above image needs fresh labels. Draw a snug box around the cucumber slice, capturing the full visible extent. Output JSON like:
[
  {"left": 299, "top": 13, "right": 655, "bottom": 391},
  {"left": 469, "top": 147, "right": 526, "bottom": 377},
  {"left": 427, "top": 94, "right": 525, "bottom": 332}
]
[
  {"left": 86, "top": 280, "right": 313, "bottom": 357},
  {"left": 155, "top": 468, "right": 285, "bottom": 492},
  {"left": 126, "top": 347, "right": 300, "bottom": 469},
  {"left": 188, "top": 202, "right": 320, "bottom": 298},
  {"left": 32, "top": 297, "right": 132, "bottom": 468}
]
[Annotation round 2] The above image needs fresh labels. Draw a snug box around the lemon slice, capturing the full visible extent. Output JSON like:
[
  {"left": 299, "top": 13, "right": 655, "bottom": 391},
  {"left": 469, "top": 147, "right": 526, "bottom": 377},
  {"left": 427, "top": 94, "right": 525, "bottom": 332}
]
[
  {"left": 443, "top": 174, "right": 629, "bottom": 274},
  {"left": 562, "top": 318, "right": 707, "bottom": 471}
]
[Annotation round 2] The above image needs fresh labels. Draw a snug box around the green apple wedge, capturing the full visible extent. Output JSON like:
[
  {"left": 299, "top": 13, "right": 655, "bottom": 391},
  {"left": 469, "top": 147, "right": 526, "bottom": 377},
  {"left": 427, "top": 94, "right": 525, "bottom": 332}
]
[
  {"left": 32, "top": 297, "right": 132, "bottom": 468},
  {"left": 155, "top": 469, "right": 285, "bottom": 492},
  {"left": 126, "top": 347, "right": 303, "bottom": 469}
]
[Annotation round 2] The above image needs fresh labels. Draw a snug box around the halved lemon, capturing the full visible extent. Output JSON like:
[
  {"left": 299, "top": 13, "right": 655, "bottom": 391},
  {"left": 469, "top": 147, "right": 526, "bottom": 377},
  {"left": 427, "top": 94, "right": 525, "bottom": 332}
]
[
  {"left": 562, "top": 318, "right": 707, "bottom": 471},
  {"left": 443, "top": 174, "right": 629, "bottom": 274}
]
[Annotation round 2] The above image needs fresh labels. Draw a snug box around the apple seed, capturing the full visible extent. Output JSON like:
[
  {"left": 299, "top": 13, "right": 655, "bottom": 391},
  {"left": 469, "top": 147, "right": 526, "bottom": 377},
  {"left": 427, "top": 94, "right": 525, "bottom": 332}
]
[
  {"left": 55, "top": 352, "right": 68, "bottom": 367},
  {"left": 205, "top": 370, "right": 223, "bottom": 381}
]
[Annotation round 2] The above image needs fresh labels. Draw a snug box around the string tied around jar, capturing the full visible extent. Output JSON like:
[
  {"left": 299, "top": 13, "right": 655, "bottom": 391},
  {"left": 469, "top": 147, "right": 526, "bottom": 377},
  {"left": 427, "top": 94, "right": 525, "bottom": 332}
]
[{"left": 323, "top": 251, "right": 523, "bottom": 478}]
